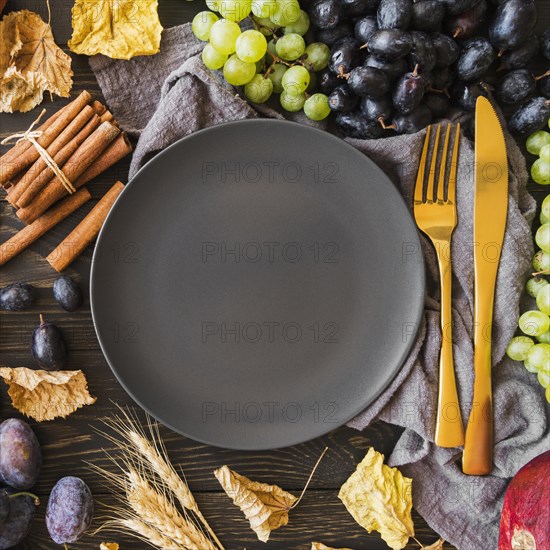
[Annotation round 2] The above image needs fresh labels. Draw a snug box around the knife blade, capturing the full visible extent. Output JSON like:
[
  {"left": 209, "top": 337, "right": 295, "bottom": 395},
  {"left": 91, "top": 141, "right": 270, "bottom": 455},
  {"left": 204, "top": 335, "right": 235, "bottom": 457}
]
[{"left": 463, "top": 96, "right": 508, "bottom": 476}]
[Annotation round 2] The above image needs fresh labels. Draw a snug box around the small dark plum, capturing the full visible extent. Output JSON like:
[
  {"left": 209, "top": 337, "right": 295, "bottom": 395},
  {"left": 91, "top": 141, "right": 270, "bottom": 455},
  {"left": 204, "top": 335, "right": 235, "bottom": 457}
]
[
  {"left": 0, "top": 419, "right": 41, "bottom": 491},
  {"left": 318, "top": 67, "right": 341, "bottom": 92},
  {"left": 410, "top": 0, "right": 444, "bottom": 32},
  {"left": 508, "top": 97, "right": 550, "bottom": 137},
  {"left": 342, "top": 0, "right": 380, "bottom": 16},
  {"left": 308, "top": 0, "right": 342, "bottom": 30},
  {"left": 451, "top": 80, "right": 488, "bottom": 110},
  {"left": 32, "top": 314, "right": 67, "bottom": 371},
  {"left": 389, "top": 104, "right": 432, "bottom": 133},
  {"left": 46, "top": 477, "right": 94, "bottom": 545},
  {"left": 392, "top": 65, "right": 427, "bottom": 113},
  {"left": 364, "top": 54, "right": 408, "bottom": 82},
  {"left": 346, "top": 66, "right": 389, "bottom": 97},
  {"left": 377, "top": 0, "right": 412, "bottom": 29},
  {"left": 431, "top": 33, "right": 460, "bottom": 68},
  {"left": 360, "top": 95, "right": 393, "bottom": 124},
  {"left": 489, "top": 0, "right": 537, "bottom": 52},
  {"left": 495, "top": 69, "right": 536, "bottom": 104},
  {"left": 335, "top": 112, "right": 385, "bottom": 138},
  {"left": 0, "top": 490, "right": 35, "bottom": 550},
  {"left": 499, "top": 35, "right": 539, "bottom": 70},
  {"left": 328, "top": 85, "right": 359, "bottom": 112},
  {"left": 541, "top": 30, "right": 550, "bottom": 60},
  {"left": 0, "top": 283, "right": 36, "bottom": 311},
  {"left": 444, "top": 0, "right": 488, "bottom": 39},
  {"left": 317, "top": 22, "right": 354, "bottom": 46},
  {"left": 354, "top": 16, "right": 378, "bottom": 44},
  {"left": 456, "top": 37, "right": 495, "bottom": 81},
  {"left": 407, "top": 31, "right": 436, "bottom": 73},
  {"left": 437, "top": 0, "right": 482, "bottom": 16},
  {"left": 429, "top": 66, "right": 456, "bottom": 90},
  {"left": 52, "top": 275, "right": 83, "bottom": 312},
  {"left": 367, "top": 29, "right": 412, "bottom": 60},
  {"left": 423, "top": 92, "right": 450, "bottom": 118},
  {"left": 539, "top": 75, "right": 550, "bottom": 99}
]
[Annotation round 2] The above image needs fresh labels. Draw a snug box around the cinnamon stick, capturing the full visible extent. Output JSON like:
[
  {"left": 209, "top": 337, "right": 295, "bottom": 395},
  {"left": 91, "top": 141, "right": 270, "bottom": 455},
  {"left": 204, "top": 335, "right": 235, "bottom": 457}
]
[
  {"left": 0, "top": 188, "right": 91, "bottom": 267},
  {"left": 17, "top": 122, "right": 121, "bottom": 225},
  {"left": 7, "top": 105, "right": 96, "bottom": 206},
  {"left": 46, "top": 181, "right": 125, "bottom": 272},
  {"left": 0, "top": 91, "right": 92, "bottom": 187},
  {"left": 75, "top": 132, "right": 132, "bottom": 187},
  {"left": 100, "top": 110, "right": 114, "bottom": 123},
  {"left": 91, "top": 100, "right": 106, "bottom": 116},
  {"left": 14, "top": 114, "right": 102, "bottom": 209}
]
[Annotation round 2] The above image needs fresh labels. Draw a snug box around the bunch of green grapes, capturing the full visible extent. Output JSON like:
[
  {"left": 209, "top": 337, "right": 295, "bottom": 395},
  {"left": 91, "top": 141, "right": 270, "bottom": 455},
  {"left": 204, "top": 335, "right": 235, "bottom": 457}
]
[
  {"left": 526, "top": 126, "right": 550, "bottom": 185},
  {"left": 506, "top": 194, "right": 550, "bottom": 402},
  {"left": 191, "top": 0, "right": 331, "bottom": 121}
]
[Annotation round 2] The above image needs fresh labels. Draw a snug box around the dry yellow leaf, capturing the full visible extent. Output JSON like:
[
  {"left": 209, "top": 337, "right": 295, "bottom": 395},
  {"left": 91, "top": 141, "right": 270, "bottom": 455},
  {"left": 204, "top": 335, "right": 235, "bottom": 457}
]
[
  {"left": 423, "top": 539, "right": 445, "bottom": 549},
  {"left": 0, "top": 10, "right": 73, "bottom": 112},
  {"left": 0, "top": 367, "right": 96, "bottom": 422},
  {"left": 68, "top": 0, "right": 163, "bottom": 60},
  {"left": 214, "top": 465, "right": 297, "bottom": 542},
  {"left": 311, "top": 544, "right": 354, "bottom": 550},
  {"left": 338, "top": 448, "right": 414, "bottom": 550},
  {"left": 100, "top": 543, "right": 119, "bottom": 550}
]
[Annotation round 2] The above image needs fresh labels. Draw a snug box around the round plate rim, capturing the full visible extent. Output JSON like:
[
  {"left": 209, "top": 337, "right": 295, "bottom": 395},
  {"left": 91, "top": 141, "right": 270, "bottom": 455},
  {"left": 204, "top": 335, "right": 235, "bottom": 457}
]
[{"left": 90, "top": 118, "right": 425, "bottom": 450}]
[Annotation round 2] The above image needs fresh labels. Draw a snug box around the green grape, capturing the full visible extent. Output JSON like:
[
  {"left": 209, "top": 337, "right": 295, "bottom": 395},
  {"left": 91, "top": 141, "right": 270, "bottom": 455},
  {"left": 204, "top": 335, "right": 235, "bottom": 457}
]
[
  {"left": 218, "top": 0, "right": 252, "bottom": 21},
  {"left": 526, "top": 131, "right": 550, "bottom": 156},
  {"left": 280, "top": 90, "right": 306, "bottom": 112},
  {"left": 281, "top": 65, "right": 310, "bottom": 93},
  {"left": 506, "top": 335, "right": 535, "bottom": 361},
  {"left": 538, "top": 369, "right": 550, "bottom": 388},
  {"left": 543, "top": 194, "right": 550, "bottom": 221},
  {"left": 526, "top": 277, "right": 548, "bottom": 298},
  {"left": 283, "top": 10, "right": 310, "bottom": 35},
  {"left": 546, "top": 384, "right": 550, "bottom": 403},
  {"left": 531, "top": 158, "right": 550, "bottom": 185},
  {"left": 537, "top": 284, "right": 550, "bottom": 315},
  {"left": 245, "top": 74, "right": 274, "bottom": 102},
  {"left": 518, "top": 310, "right": 550, "bottom": 337},
  {"left": 533, "top": 250, "right": 550, "bottom": 273},
  {"left": 524, "top": 358, "right": 539, "bottom": 373},
  {"left": 275, "top": 33, "right": 306, "bottom": 61},
  {"left": 526, "top": 343, "right": 550, "bottom": 372},
  {"left": 268, "top": 63, "right": 287, "bottom": 92},
  {"left": 235, "top": 30, "right": 267, "bottom": 63},
  {"left": 267, "top": 38, "right": 278, "bottom": 57},
  {"left": 192, "top": 11, "right": 219, "bottom": 41},
  {"left": 223, "top": 54, "right": 256, "bottom": 85},
  {"left": 254, "top": 16, "right": 279, "bottom": 35},
  {"left": 541, "top": 144, "right": 550, "bottom": 163},
  {"left": 304, "top": 93, "right": 330, "bottom": 120},
  {"left": 304, "top": 42, "right": 330, "bottom": 71},
  {"left": 537, "top": 330, "right": 550, "bottom": 343},
  {"left": 252, "top": 0, "right": 277, "bottom": 18},
  {"left": 270, "top": 0, "right": 301, "bottom": 26},
  {"left": 206, "top": 0, "right": 220, "bottom": 10},
  {"left": 536, "top": 222, "right": 550, "bottom": 253},
  {"left": 542, "top": 211, "right": 549, "bottom": 225},
  {"left": 209, "top": 19, "right": 242, "bottom": 55},
  {"left": 202, "top": 43, "right": 228, "bottom": 69}
]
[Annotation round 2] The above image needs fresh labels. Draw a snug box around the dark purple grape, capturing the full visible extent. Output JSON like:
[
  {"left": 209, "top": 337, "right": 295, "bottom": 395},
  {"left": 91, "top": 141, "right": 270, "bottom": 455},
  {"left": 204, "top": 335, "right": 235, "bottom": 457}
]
[
  {"left": 335, "top": 112, "right": 385, "bottom": 138},
  {"left": 0, "top": 490, "right": 35, "bottom": 549},
  {"left": 407, "top": 31, "right": 436, "bottom": 73},
  {"left": 318, "top": 67, "right": 341, "bottom": 92},
  {"left": 329, "top": 85, "right": 359, "bottom": 112},
  {"left": 317, "top": 22, "right": 354, "bottom": 46},
  {"left": 367, "top": 29, "right": 412, "bottom": 60},
  {"left": 0, "top": 283, "right": 36, "bottom": 311},
  {"left": 461, "top": 111, "right": 475, "bottom": 140},
  {"left": 539, "top": 75, "right": 550, "bottom": 99},
  {"left": 508, "top": 97, "right": 550, "bottom": 137},
  {"left": 390, "top": 104, "right": 432, "bottom": 133},
  {"left": 46, "top": 477, "right": 94, "bottom": 544},
  {"left": 456, "top": 37, "right": 495, "bottom": 81},
  {"left": 392, "top": 65, "right": 426, "bottom": 113},
  {"left": 423, "top": 92, "right": 449, "bottom": 118},
  {"left": 360, "top": 95, "right": 393, "bottom": 123},
  {"left": 431, "top": 34, "right": 460, "bottom": 68},
  {"left": 429, "top": 66, "right": 456, "bottom": 89},
  {"left": 489, "top": 0, "right": 537, "bottom": 52},
  {"left": 342, "top": 0, "right": 380, "bottom": 16},
  {"left": 410, "top": 0, "right": 444, "bottom": 32},
  {"left": 53, "top": 275, "right": 83, "bottom": 312},
  {"left": 541, "top": 30, "right": 550, "bottom": 60},
  {"left": 499, "top": 35, "right": 539, "bottom": 70},
  {"left": 330, "top": 37, "right": 362, "bottom": 75},
  {"left": 0, "top": 492, "right": 8, "bottom": 527},
  {"left": 437, "top": 0, "right": 482, "bottom": 16},
  {"left": 444, "top": 0, "right": 488, "bottom": 39},
  {"left": 495, "top": 69, "right": 536, "bottom": 104},
  {"left": 32, "top": 315, "right": 67, "bottom": 371},
  {"left": 308, "top": 0, "right": 342, "bottom": 30},
  {"left": 377, "top": 0, "right": 412, "bottom": 29},
  {"left": 346, "top": 66, "right": 389, "bottom": 97},
  {"left": 0, "top": 419, "right": 41, "bottom": 491},
  {"left": 364, "top": 54, "right": 408, "bottom": 82},
  {"left": 354, "top": 16, "right": 378, "bottom": 44},
  {"left": 451, "top": 80, "right": 488, "bottom": 110}
]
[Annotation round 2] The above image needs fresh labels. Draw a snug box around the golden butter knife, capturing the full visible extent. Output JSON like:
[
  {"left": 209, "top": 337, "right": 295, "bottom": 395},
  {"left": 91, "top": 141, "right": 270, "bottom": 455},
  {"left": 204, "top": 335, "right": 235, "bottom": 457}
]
[{"left": 463, "top": 97, "right": 508, "bottom": 476}]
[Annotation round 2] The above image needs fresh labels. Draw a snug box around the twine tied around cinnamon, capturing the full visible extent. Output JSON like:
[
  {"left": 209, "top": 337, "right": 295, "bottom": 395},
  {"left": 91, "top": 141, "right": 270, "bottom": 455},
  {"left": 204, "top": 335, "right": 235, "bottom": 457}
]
[{"left": 1, "top": 109, "right": 77, "bottom": 195}]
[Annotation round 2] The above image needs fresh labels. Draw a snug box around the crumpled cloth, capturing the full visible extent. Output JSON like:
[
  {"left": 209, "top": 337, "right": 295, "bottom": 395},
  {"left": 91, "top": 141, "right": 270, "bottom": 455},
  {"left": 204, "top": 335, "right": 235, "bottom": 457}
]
[{"left": 90, "top": 23, "right": 549, "bottom": 550}]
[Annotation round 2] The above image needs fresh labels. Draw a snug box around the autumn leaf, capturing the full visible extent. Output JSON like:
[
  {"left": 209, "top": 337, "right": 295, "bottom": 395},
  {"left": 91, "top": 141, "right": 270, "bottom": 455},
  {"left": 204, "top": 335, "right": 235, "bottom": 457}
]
[
  {"left": 0, "top": 367, "right": 96, "bottom": 422},
  {"left": 423, "top": 539, "right": 445, "bottom": 549},
  {"left": 311, "top": 544, "right": 354, "bottom": 550},
  {"left": 100, "top": 544, "right": 119, "bottom": 550},
  {"left": 68, "top": 0, "right": 163, "bottom": 60},
  {"left": 214, "top": 465, "right": 297, "bottom": 542},
  {"left": 338, "top": 448, "right": 414, "bottom": 550},
  {"left": 0, "top": 66, "right": 47, "bottom": 113}
]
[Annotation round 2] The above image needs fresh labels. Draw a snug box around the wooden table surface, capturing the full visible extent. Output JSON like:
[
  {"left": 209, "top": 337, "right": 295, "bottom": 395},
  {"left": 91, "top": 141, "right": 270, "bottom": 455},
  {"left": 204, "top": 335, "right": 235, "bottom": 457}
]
[{"left": 1, "top": 1, "right": 548, "bottom": 549}]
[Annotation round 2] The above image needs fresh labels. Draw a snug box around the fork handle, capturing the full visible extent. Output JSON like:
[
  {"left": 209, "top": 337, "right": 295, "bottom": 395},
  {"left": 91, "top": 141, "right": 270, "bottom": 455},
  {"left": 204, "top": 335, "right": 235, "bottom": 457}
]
[{"left": 434, "top": 244, "right": 465, "bottom": 448}]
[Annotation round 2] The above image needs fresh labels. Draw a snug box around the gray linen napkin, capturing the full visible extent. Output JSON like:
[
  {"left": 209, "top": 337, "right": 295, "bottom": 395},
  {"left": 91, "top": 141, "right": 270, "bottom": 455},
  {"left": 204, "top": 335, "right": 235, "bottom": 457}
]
[{"left": 90, "top": 24, "right": 550, "bottom": 550}]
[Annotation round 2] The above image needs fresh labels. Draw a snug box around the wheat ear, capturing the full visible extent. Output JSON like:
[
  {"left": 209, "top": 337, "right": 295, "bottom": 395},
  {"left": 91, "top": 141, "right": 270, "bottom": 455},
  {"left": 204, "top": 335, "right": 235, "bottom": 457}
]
[{"left": 117, "top": 518, "right": 185, "bottom": 550}]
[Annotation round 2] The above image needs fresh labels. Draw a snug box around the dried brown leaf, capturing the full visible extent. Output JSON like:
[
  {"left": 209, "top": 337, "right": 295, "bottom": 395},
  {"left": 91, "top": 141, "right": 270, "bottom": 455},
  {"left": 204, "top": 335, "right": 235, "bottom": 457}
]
[
  {"left": 0, "top": 66, "right": 47, "bottom": 113},
  {"left": 311, "top": 544, "right": 354, "bottom": 550},
  {"left": 422, "top": 539, "right": 445, "bottom": 549},
  {"left": 100, "top": 544, "right": 119, "bottom": 550},
  {"left": 0, "top": 367, "right": 96, "bottom": 421},
  {"left": 214, "top": 465, "right": 297, "bottom": 542},
  {"left": 68, "top": 0, "right": 163, "bottom": 60}
]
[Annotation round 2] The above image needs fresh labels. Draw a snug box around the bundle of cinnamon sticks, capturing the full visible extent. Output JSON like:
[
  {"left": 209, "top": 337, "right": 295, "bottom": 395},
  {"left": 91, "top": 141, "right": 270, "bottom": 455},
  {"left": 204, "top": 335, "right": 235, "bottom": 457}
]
[{"left": 0, "top": 90, "right": 132, "bottom": 269}]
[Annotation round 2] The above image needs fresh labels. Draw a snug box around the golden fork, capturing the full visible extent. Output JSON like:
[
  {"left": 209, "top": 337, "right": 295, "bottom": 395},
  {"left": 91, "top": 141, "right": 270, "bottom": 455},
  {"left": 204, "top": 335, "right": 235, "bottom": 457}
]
[{"left": 414, "top": 124, "right": 464, "bottom": 448}]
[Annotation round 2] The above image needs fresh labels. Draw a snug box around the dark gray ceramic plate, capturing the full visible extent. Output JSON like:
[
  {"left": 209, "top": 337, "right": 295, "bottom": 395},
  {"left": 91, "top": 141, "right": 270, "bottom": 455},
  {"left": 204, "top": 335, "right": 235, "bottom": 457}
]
[{"left": 91, "top": 119, "right": 424, "bottom": 450}]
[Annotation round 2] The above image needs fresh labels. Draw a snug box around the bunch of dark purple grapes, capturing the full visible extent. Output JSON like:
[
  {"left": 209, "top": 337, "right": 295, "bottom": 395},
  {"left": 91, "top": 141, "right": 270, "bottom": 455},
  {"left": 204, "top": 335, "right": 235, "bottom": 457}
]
[{"left": 304, "top": 0, "right": 550, "bottom": 139}]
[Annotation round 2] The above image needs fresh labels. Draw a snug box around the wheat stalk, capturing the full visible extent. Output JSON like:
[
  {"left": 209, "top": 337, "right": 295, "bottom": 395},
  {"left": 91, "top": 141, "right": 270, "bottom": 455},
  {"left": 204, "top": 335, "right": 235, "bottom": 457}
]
[{"left": 117, "top": 518, "right": 185, "bottom": 550}]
